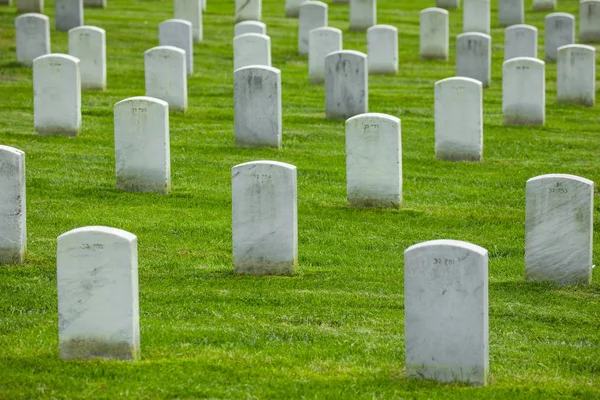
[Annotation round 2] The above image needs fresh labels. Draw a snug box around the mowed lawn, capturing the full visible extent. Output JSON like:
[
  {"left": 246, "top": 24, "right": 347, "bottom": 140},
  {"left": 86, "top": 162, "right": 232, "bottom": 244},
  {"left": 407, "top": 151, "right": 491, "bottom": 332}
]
[{"left": 1, "top": 0, "right": 600, "bottom": 398}]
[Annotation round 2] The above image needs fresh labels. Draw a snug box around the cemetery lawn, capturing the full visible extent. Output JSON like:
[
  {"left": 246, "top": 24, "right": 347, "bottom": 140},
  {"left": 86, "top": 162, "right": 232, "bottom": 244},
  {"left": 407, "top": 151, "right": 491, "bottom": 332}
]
[{"left": 1, "top": 0, "right": 600, "bottom": 398}]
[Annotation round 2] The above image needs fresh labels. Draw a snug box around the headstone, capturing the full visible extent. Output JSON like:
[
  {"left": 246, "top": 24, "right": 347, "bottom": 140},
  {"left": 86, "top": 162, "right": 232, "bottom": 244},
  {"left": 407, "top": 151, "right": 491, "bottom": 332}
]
[
  {"left": 498, "top": 0, "right": 524, "bottom": 27},
  {"left": 456, "top": 32, "right": 491, "bottom": 88},
  {"left": 345, "top": 113, "right": 402, "bottom": 208},
  {"left": 557, "top": 45, "right": 595, "bottom": 107},
  {"left": 325, "top": 50, "right": 368, "bottom": 120},
  {"left": 202, "top": 0, "right": 206, "bottom": 11},
  {"left": 367, "top": 25, "right": 398, "bottom": 75},
  {"left": 404, "top": 240, "right": 489, "bottom": 386},
  {"left": 502, "top": 57, "right": 545, "bottom": 125},
  {"left": 17, "top": 0, "right": 43, "bottom": 13},
  {"left": 233, "top": 33, "right": 271, "bottom": 70},
  {"left": 349, "top": 0, "right": 376, "bottom": 31},
  {"left": 504, "top": 24, "right": 537, "bottom": 61},
  {"left": 579, "top": 0, "right": 600, "bottom": 43},
  {"left": 68, "top": 26, "right": 106, "bottom": 90},
  {"left": 420, "top": 8, "right": 449, "bottom": 60},
  {"left": 84, "top": 0, "right": 105, "bottom": 7},
  {"left": 174, "top": 0, "right": 202, "bottom": 42},
  {"left": 232, "top": 161, "right": 297, "bottom": 275},
  {"left": 463, "top": 0, "right": 490, "bottom": 34},
  {"left": 436, "top": 0, "right": 459, "bottom": 9},
  {"left": 15, "top": 13, "right": 50, "bottom": 66},
  {"left": 533, "top": 0, "right": 555, "bottom": 11},
  {"left": 545, "top": 13, "right": 575, "bottom": 62},
  {"left": 285, "top": 0, "right": 303, "bottom": 17},
  {"left": 0, "top": 146, "right": 26, "bottom": 265},
  {"left": 33, "top": 54, "right": 81, "bottom": 136},
  {"left": 114, "top": 97, "right": 171, "bottom": 194},
  {"left": 144, "top": 46, "right": 187, "bottom": 112},
  {"left": 309, "top": 27, "right": 342, "bottom": 84},
  {"left": 57, "top": 226, "right": 140, "bottom": 360},
  {"left": 434, "top": 77, "right": 483, "bottom": 161},
  {"left": 235, "top": 0, "right": 261, "bottom": 22},
  {"left": 234, "top": 66, "right": 281, "bottom": 148},
  {"left": 159, "top": 19, "right": 194, "bottom": 76},
  {"left": 525, "top": 174, "right": 594, "bottom": 285},
  {"left": 234, "top": 21, "right": 266, "bottom": 36},
  {"left": 55, "top": 0, "right": 83, "bottom": 32},
  {"left": 298, "top": 1, "right": 327, "bottom": 56}
]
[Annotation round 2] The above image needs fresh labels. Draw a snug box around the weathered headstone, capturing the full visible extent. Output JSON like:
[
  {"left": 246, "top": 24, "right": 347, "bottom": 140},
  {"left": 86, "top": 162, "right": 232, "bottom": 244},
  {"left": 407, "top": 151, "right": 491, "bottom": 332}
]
[
  {"left": 346, "top": 113, "right": 401, "bottom": 208},
  {"left": 33, "top": 54, "right": 81, "bottom": 136},
  {"left": 404, "top": 240, "right": 489, "bottom": 386},
  {"left": 174, "top": 0, "right": 202, "bottom": 42},
  {"left": 420, "top": 8, "right": 449, "bottom": 60},
  {"left": 144, "top": 46, "right": 187, "bottom": 112},
  {"left": 0, "top": 146, "right": 26, "bottom": 265},
  {"left": 434, "top": 77, "right": 483, "bottom": 161},
  {"left": 580, "top": 0, "right": 600, "bottom": 43},
  {"left": 15, "top": 13, "right": 50, "bottom": 66},
  {"left": 350, "top": 0, "right": 376, "bottom": 31},
  {"left": 68, "top": 26, "right": 106, "bottom": 90},
  {"left": 502, "top": 57, "right": 545, "bottom": 125},
  {"left": 233, "top": 33, "right": 271, "bottom": 70},
  {"left": 234, "top": 66, "right": 281, "bottom": 148},
  {"left": 533, "top": 0, "right": 555, "bottom": 11},
  {"left": 557, "top": 45, "right": 595, "bottom": 107},
  {"left": 463, "top": 0, "right": 490, "bottom": 34},
  {"left": 367, "top": 25, "right": 398, "bottom": 75},
  {"left": 498, "top": 0, "right": 524, "bottom": 27},
  {"left": 325, "top": 50, "right": 368, "bottom": 120},
  {"left": 114, "top": 97, "right": 171, "bottom": 194},
  {"left": 285, "top": 0, "right": 303, "bottom": 17},
  {"left": 525, "top": 174, "right": 594, "bottom": 285},
  {"left": 159, "top": 19, "right": 193, "bottom": 76},
  {"left": 57, "top": 226, "right": 140, "bottom": 360},
  {"left": 234, "top": 20, "right": 266, "bottom": 36},
  {"left": 456, "top": 32, "right": 491, "bottom": 88},
  {"left": 235, "top": 0, "right": 261, "bottom": 22},
  {"left": 84, "top": 0, "right": 105, "bottom": 7},
  {"left": 55, "top": 0, "right": 83, "bottom": 32},
  {"left": 298, "top": 1, "right": 327, "bottom": 55},
  {"left": 504, "top": 25, "right": 537, "bottom": 61},
  {"left": 17, "top": 0, "right": 43, "bottom": 12},
  {"left": 309, "top": 27, "right": 342, "bottom": 84},
  {"left": 232, "top": 161, "right": 297, "bottom": 275},
  {"left": 545, "top": 13, "right": 575, "bottom": 62},
  {"left": 436, "top": 0, "right": 459, "bottom": 9}
]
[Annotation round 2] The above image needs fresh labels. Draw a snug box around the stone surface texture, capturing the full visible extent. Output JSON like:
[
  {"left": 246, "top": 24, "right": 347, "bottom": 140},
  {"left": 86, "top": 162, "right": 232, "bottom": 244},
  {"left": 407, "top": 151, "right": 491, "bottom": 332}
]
[
  {"left": 504, "top": 24, "right": 538, "bottom": 60},
  {"left": 0, "top": 146, "right": 26, "bottom": 265},
  {"left": 349, "top": 0, "right": 376, "bottom": 31},
  {"left": 456, "top": 32, "right": 491, "bottom": 88},
  {"left": 144, "top": 46, "right": 187, "bottom": 112},
  {"left": 159, "top": 19, "right": 194, "bottom": 76},
  {"left": 234, "top": 21, "right": 266, "bottom": 36},
  {"left": 174, "top": 0, "right": 202, "bottom": 42},
  {"left": 55, "top": 0, "right": 83, "bottom": 32},
  {"left": 463, "top": 0, "right": 490, "bottom": 34},
  {"left": 298, "top": 1, "right": 327, "bottom": 55},
  {"left": 533, "top": 0, "right": 555, "bottom": 11},
  {"left": 15, "top": 13, "right": 50, "bottom": 65},
  {"left": 309, "top": 27, "right": 342, "bottom": 84},
  {"left": 580, "top": 0, "right": 600, "bottom": 43},
  {"left": 420, "top": 8, "right": 449, "bottom": 60},
  {"left": 68, "top": 26, "right": 106, "bottom": 90},
  {"left": 325, "top": 50, "right": 368, "bottom": 120},
  {"left": 436, "top": 0, "right": 459, "bottom": 9},
  {"left": 84, "top": 0, "right": 105, "bottom": 7},
  {"left": 502, "top": 57, "right": 545, "bottom": 125},
  {"left": 233, "top": 33, "right": 271, "bottom": 70},
  {"left": 367, "top": 25, "right": 398, "bottom": 75},
  {"left": 285, "top": 0, "right": 304, "bottom": 17},
  {"left": 17, "top": 0, "right": 43, "bottom": 13},
  {"left": 557, "top": 44, "right": 595, "bottom": 107},
  {"left": 498, "top": 0, "right": 524, "bottom": 27},
  {"left": 545, "top": 13, "right": 575, "bottom": 62},
  {"left": 235, "top": 0, "right": 261, "bottom": 22}
]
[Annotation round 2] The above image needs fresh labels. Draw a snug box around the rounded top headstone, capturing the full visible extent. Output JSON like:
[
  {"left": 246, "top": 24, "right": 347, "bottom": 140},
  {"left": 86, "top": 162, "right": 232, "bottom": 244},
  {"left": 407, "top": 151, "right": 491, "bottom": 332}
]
[
  {"left": 502, "top": 56, "right": 545, "bottom": 67},
  {"left": 33, "top": 53, "right": 80, "bottom": 65},
  {"left": 420, "top": 7, "right": 449, "bottom": 15},
  {"left": 346, "top": 112, "right": 400, "bottom": 125},
  {"left": 114, "top": 96, "right": 169, "bottom": 109},
  {"left": 57, "top": 226, "right": 137, "bottom": 244},
  {"left": 405, "top": 239, "right": 488, "bottom": 257},
  {"left": 526, "top": 174, "right": 594, "bottom": 187},
  {"left": 68, "top": 25, "right": 105, "bottom": 35},
  {"left": 506, "top": 24, "right": 537, "bottom": 32}
]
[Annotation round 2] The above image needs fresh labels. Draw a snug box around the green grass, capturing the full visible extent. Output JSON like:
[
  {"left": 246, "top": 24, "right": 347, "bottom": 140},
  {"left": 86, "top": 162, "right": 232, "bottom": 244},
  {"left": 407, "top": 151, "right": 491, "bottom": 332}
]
[{"left": 1, "top": 0, "right": 600, "bottom": 398}]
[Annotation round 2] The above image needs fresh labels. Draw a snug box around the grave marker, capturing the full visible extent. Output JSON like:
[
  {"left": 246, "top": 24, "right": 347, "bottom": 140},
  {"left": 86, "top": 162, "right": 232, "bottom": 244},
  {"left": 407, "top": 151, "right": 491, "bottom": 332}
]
[
  {"left": 233, "top": 33, "right": 271, "bottom": 70},
  {"left": 504, "top": 24, "right": 537, "bottom": 60},
  {"left": 325, "top": 50, "right": 368, "bottom": 120},
  {"left": 234, "top": 21, "right": 266, "bottom": 36},
  {"left": 503, "top": 57, "right": 545, "bottom": 125},
  {"left": 456, "top": 32, "right": 491, "bottom": 88},
  {"left": 144, "top": 46, "right": 187, "bottom": 112},
  {"left": 286, "top": 0, "right": 304, "bottom": 17},
  {"left": 557, "top": 45, "right": 595, "bottom": 107},
  {"left": 0, "top": 146, "right": 26, "bottom": 265},
  {"left": 15, "top": 13, "right": 50, "bottom": 66},
  {"left": 580, "top": 0, "right": 600, "bottom": 43},
  {"left": 463, "top": 0, "right": 490, "bottom": 34},
  {"left": 235, "top": 0, "right": 261, "bottom": 22},
  {"left": 309, "top": 27, "right": 342, "bottom": 84},
  {"left": 533, "top": 0, "right": 555, "bottom": 11},
  {"left": 17, "top": 0, "right": 43, "bottom": 12},
  {"left": 174, "top": 0, "right": 202, "bottom": 42},
  {"left": 420, "top": 8, "right": 449, "bottom": 60},
  {"left": 436, "top": 0, "right": 459, "bottom": 9},
  {"left": 298, "top": 1, "right": 328, "bottom": 55},
  {"left": 545, "top": 13, "right": 575, "bottom": 62},
  {"left": 367, "top": 25, "right": 398, "bottom": 75},
  {"left": 498, "top": 0, "right": 524, "bottom": 27},
  {"left": 55, "top": 0, "right": 83, "bottom": 32},
  {"left": 159, "top": 19, "right": 194, "bottom": 76},
  {"left": 350, "top": 0, "right": 376, "bottom": 31},
  {"left": 68, "top": 26, "right": 106, "bottom": 90}
]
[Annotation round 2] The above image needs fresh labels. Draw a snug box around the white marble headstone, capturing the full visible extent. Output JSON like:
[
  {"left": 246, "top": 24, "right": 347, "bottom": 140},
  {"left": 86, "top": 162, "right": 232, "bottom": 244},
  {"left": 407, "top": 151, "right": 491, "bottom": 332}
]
[
  {"left": 84, "top": 0, "right": 105, "bottom": 7},
  {"left": 367, "top": 25, "right": 398, "bottom": 75},
  {"left": 55, "top": 0, "right": 83, "bottom": 32},
  {"left": 234, "top": 66, "right": 282, "bottom": 148},
  {"left": 350, "top": 0, "right": 376, "bottom": 31},
  {"left": 456, "top": 32, "right": 491, "bottom": 88},
  {"left": 235, "top": 0, "right": 261, "bottom": 22},
  {"left": 33, "top": 54, "right": 81, "bottom": 136},
  {"left": 232, "top": 161, "right": 297, "bottom": 275},
  {"left": 298, "top": 1, "right": 328, "bottom": 56},
  {"left": 346, "top": 113, "right": 401, "bottom": 208},
  {"left": 174, "top": 0, "right": 202, "bottom": 43},
  {"left": 502, "top": 57, "right": 545, "bottom": 125},
  {"left": 233, "top": 33, "right": 271, "bottom": 70},
  {"left": 420, "top": 8, "right": 449, "bottom": 60},
  {"left": 463, "top": 0, "right": 490, "bottom": 34},
  {"left": 504, "top": 25, "right": 538, "bottom": 61},
  {"left": 498, "top": 0, "right": 524, "bottom": 27},
  {"left": 436, "top": 0, "right": 459, "bottom": 9},
  {"left": 285, "top": 0, "right": 304, "bottom": 17},
  {"left": 309, "top": 27, "right": 342, "bottom": 84},
  {"left": 114, "top": 96, "right": 171, "bottom": 194},
  {"left": 57, "top": 226, "right": 139, "bottom": 360},
  {"left": 533, "top": 0, "right": 555, "bottom": 11},
  {"left": 325, "top": 50, "right": 368, "bottom": 120},
  {"left": 557, "top": 45, "right": 595, "bottom": 107},
  {"left": 17, "top": 0, "right": 43, "bottom": 12},
  {"left": 0, "top": 146, "right": 26, "bottom": 265},
  {"left": 434, "top": 77, "right": 483, "bottom": 161},
  {"left": 144, "top": 46, "right": 187, "bottom": 113},
  {"left": 545, "top": 13, "right": 575, "bottom": 62},
  {"left": 580, "top": 0, "right": 600, "bottom": 43},
  {"left": 234, "top": 21, "right": 266, "bottom": 36},
  {"left": 404, "top": 239, "right": 489, "bottom": 386},
  {"left": 68, "top": 26, "right": 106, "bottom": 90},
  {"left": 15, "top": 13, "right": 50, "bottom": 66},
  {"left": 159, "top": 19, "right": 194, "bottom": 76},
  {"left": 525, "top": 174, "right": 594, "bottom": 285}
]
